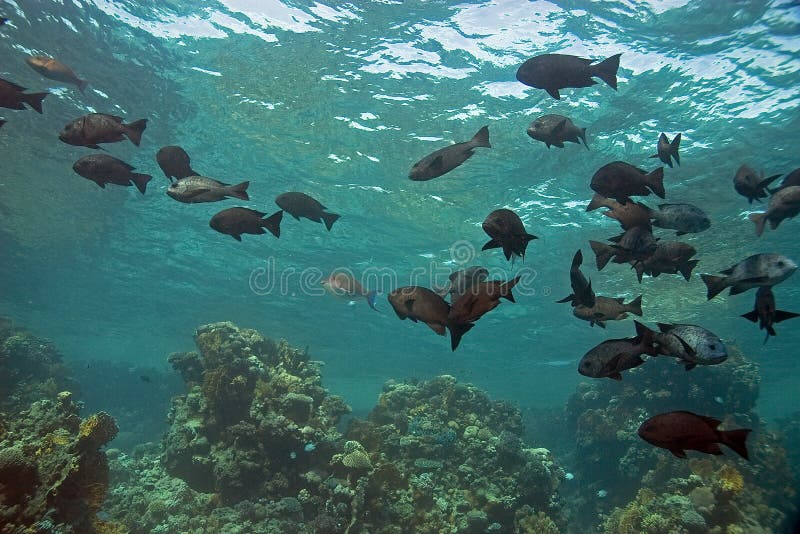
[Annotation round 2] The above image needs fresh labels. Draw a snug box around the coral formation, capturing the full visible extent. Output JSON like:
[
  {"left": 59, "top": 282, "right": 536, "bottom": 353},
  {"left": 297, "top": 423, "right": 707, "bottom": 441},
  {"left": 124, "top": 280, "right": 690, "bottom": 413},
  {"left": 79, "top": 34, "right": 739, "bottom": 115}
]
[{"left": 562, "top": 345, "right": 795, "bottom": 532}]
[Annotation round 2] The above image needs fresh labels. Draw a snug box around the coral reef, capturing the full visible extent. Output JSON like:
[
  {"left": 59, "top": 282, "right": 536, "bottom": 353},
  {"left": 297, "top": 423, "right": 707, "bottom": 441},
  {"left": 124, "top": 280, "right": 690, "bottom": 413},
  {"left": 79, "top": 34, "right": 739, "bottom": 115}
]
[{"left": 562, "top": 345, "right": 795, "bottom": 532}]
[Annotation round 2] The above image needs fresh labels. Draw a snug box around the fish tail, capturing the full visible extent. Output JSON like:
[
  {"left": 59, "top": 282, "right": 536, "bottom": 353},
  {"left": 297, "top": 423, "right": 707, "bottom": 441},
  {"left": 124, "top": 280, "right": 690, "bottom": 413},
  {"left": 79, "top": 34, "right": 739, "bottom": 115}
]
[
  {"left": 679, "top": 259, "right": 699, "bottom": 281},
  {"left": 77, "top": 79, "right": 89, "bottom": 94},
  {"left": 701, "top": 274, "right": 727, "bottom": 300},
  {"left": 586, "top": 193, "right": 609, "bottom": 212},
  {"left": 471, "top": 125, "right": 491, "bottom": 148},
  {"left": 580, "top": 127, "right": 589, "bottom": 149},
  {"left": 365, "top": 290, "right": 379, "bottom": 311},
  {"left": 130, "top": 173, "right": 152, "bottom": 195},
  {"left": 24, "top": 92, "right": 48, "bottom": 114},
  {"left": 670, "top": 133, "right": 681, "bottom": 165},
  {"left": 748, "top": 211, "right": 767, "bottom": 237},
  {"left": 555, "top": 294, "right": 575, "bottom": 304},
  {"left": 447, "top": 321, "right": 474, "bottom": 351},
  {"left": 500, "top": 276, "right": 521, "bottom": 302},
  {"left": 571, "top": 249, "right": 583, "bottom": 269},
  {"left": 229, "top": 181, "right": 250, "bottom": 201},
  {"left": 589, "top": 240, "right": 614, "bottom": 270},
  {"left": 321, "top": 211, "right": 340, "bottom": 231},
  {"left": 592, "top": 53, "right": 621, "bottom": 90},
  {"left": 719, "top": 428, "right": 751, "bottom": 460},
  {"left": 124, "top": 118, "right": 148, "bottom": 146},
  {"left": 759, "top": 173, "right": 782, "bottom": 192},
  {"left": 627, "top": 294, "right": 643, "bottom": 316},
  {"left": 647, "top": 167, "right": 666, "bottom": 198},
  {"left": 633, "top": 320, "right": 657, "bottom": 353},
  {"left": 260, "top": 210, "right": 283, "bottom": 238}
]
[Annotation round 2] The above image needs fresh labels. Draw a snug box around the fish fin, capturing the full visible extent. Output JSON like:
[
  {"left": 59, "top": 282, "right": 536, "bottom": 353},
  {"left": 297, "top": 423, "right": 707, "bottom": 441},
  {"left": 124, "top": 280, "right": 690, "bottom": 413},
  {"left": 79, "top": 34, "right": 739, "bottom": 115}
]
[
  {"left": 589, "top": 240, "right": 614, "bottom": 270},
  {"left": 124, "top": 118, "right": 148, "bottom": 146},
  {"left": 592, "top": 53, "right": 621, "bottom": 90},
  {"left": 667, "top": 448, "right": 688, "bottom": 459},
  {"left": 773, "top": 310, "right": 800, "bottom": 323},
  {"left": 501, "top": 242, "right": 513, "bottom": 261},
  {"left": 77, "top": 79, "right": 89, "bottom": 94},
  {"left": 700, "top": 442, "right": 723, "bottom": 455},
  {"left": 586, "top": 193, "right": 608, "bottom": 212},
  {"left": 430, "top": 155, "right": 445, "bottom": 171},
  {"left": 749, "top": 212, "right": 767, "bottom": 237},
  {"left": 634, "top": 262, "right": 645, "bottom": 283},
  {"left": 545, "top": 87, "right": 560, "bottom": 100},
  {"left": 231, "top": 234, "right": 242, "bottom": 242},
  {"left": 627, "top": 295, "right": 643, "bottom": 316},
  {"left": 671, "top": 133, "right": 681, "bottom": 165},
  {"left": 719, "top": 428, "right": 751, "bottom": 460},
  {"left": 447, "top": 321, "right": 474, "bottom": 351},
  {"left": 740, "top": 309, "right": 759, "bottom": 323},
  {"left": 758, "top": 174, "right": 782, "bottom": 190},
  {"left": 678, "top": 260, "right": 699, "bottom": 281},
  {"left": 130, "top": 173, "right": 152, "bottom": 195},
  {"left": 572, "top": 249, "right": 584, "bottom": 269},
  {"left": 87, "top": 144, "right": 103, "bottom": 150},
  {"left": 470, "top": 125, "right": 491, "bottom": 148},
  {"left": 552, "top": 141, "right": 564, "bottom": 148},
  {"left": 321, "top": 212, "right": 340, "bottom": 231},
  {"left": 596, "top": 321, "right": 606, "bottom": 328},
  {"left": 647, "top": 167, "right": 666, "bottom": 198},
  {"left": 683, "top": 361, "right": 697, "bottom": 371},
  {"left": 556, "top": 295, "right": 575, "bottom": 304},
  {"left": 260, "top": 210, "right": 283, "bottom": 238},
  {"left": 675, "top": 230, "right": 687, "bottom": 236},
  {"left": 656, "top": 322, "right": 673, "bottom": 333},
  {"left": 608, "top": 371, "right": 623, "bottom": 381},
  {"left": 481, "top": 238, "right": 500, "bottom": 251},
  {"left": 23, "top": 92, "right": 48, "bottom": 114},
  {"left": 500, "top": 276, "right": 520, "bottom": 302},
  {"left": 580, "top": 127, "right": 588, "bottom": 149},
  {"left": 228, "top": 181, "right": 250, "bottom": 201},
  {"left": 700, "top": 274, "right": 727, "bottom": 300},
  {"left": 426, "top": 322, "right": 447, "bottom": 336},
  {"left": 366, "top": 290, "right": 378, "bottom": 311},
  {"left": 545, "top": 142, "right": 551, "bottom": 149}
]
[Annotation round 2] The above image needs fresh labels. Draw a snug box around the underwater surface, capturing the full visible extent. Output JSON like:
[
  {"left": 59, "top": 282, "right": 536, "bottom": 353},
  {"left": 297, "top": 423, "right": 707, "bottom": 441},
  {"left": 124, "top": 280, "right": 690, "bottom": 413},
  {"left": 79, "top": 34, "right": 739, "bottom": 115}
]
[{"left": 2, "top": 0, "right": 800, "bottom": 532}]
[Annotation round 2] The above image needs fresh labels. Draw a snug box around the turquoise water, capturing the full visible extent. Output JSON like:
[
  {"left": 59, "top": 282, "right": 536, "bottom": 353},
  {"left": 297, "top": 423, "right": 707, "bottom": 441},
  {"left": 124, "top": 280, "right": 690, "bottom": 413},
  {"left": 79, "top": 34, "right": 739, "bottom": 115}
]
[{"left": 2, "top": 0, "right": 799, "bottom": 421}]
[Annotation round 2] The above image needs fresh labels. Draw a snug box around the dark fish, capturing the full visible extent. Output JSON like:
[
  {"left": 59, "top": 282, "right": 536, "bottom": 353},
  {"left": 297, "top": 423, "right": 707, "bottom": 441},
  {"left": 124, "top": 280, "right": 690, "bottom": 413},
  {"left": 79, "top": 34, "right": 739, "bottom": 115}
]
[
  {"left": 0, "top": 77, "right": 48, "bottom": 114},
  {"left": 632, "top": 241, "right": 697, "bottom": 282},
  {"left": 72, "top": 154, "right": 152, "bottom": 194},
  {"left": 701, "top": 253, "right": 797, "bottom": 300},
  {"left": 25, "top": 55, "right": 88, "bottom": 93},
  {"left": 59, "top": 113, "right": 147, "bottom": 148},
  {"left": 586, "top": 193, "right": 652, "bottom": 231},
  {"left": 409, "top": 126, "right": 491, "bottom": 181},
  {"left": 733, "top": 164, "right": 780, "bottom": 204},
  {"left": 741, "top": 286, "right": 799, "bottom": 344},
  {"left": 140, "top": 375, "right": 151, "bottom": 383},
  {"left": 578, "top": 321, "right": 656, "bottom": 380},
  {"left": 556, "top": 249, "right": 595, "bottom": 307},
  {"left": 275, "top": 192, "right": 340, "bottom": 231},
  {"left": 651, "top": 323, "right": 727, "bottom": 370},
  {"left": 387, "top": 286, "right": 472, "bottom": 350},
  {"left": 482, "top": 208, "right": 538, "bottom": 262},
  {"left": 449, "top": 277, "right": 519, "bottom": 323},
  {"left": 749, "top": 186, "right": 800, "bottom": 237},
  {"left": 589, "top": 226, "right": 657, "bottom": 270},
  {"left": 573, "top": 295, "right": 642, "bottom": 328},
  {"left": 590, "top": 161, "right": 665, "bottom": 204},
  {"left": 516, "top": 53, "right": 621, "bottom": 100},
  {"left": 649, "top": 133, "right": 681, "bottom": 168},
  {"left": 209, "top": 207, "right": 282, "bottom": 241},
  {"left": 638, "top": 411, "right": 751, "bottom": 460},
  {"left": 156, "top": 146, "right": 198, "bottom": 181},
  {"left": 526, "top": 114, "right": 587, "bottom": 149},
  {"left": 649, "top": 203, "right": 709, "bottom": 236},
  {"left": 322, "top": 272, "right": 378, "bottom": 311},
  {"left": 437, "top": 266, "right": 489, "bottom": 301},
  {"left": 769, "top": 167, "right": 800, "bottom": 193},
  {"left": 167, "top": 176, "right": 249, "bottom": 203}
]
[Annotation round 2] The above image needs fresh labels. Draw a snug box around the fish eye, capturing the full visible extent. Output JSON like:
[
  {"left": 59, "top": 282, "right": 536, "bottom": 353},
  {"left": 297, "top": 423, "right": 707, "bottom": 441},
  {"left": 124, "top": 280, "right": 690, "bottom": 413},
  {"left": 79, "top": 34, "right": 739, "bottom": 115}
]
[
  {"left": 778, "top": 261, "right": 785, "bottom": 267},
  {"left": 709, "top": 343, "right": 716, "bottom": 350}
]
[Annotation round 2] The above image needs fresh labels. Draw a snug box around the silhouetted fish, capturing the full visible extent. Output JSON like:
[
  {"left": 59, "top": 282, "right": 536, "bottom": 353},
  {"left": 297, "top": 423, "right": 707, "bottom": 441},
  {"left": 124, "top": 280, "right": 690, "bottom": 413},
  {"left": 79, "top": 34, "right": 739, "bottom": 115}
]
[
  {"left": 556, "top": 249, "right": 595, "bottom": 308},
  {"left": 409, "top": 126, "right": 490, "bottom": 181},
  {"left": 156, "top": 146, "right": 198, "bottom": 181},
  {"left": 649, "top": 132, "right": 681, "bottom": 168},
  {"left": 72, "top": 154, "right": 152, "bottom": 194},
  {"left": 741, "top": 286, "right": 799, "bottom": 344},
  {"left": 590, "top": 161, "right": 665, "bottom": 204},
  {"left": 526, "top": 114, "right": 587, "bottom": 149},
  {"left": 578, "top": 321, "right": 656, "bottom": 380},
  {"left": 482, "top": 208, "right": 538, "bottom": 262},
  {"left": 448, "top": 276, "right": 519, "bottom": 324},
  {"left": 209, "top": 207, "right": 282, "bottom": 241},
  {"left": 0, "top": 77, "right": 47, "bottom": 114},
  {"left": 638, "top": 411, "right": 750, "bottom": 459},
  {"left": 632, "top": 241, "right": 697, "bottom": 282},
  {"left": 749, "top": 186, "right": 800, "bottom": 237},
  {"left": 388, "top": 286, "right": 473, "bottom": 350},
  {"left": 167, "top": 176, "right": 249, "bottom": 203},
  {"left": 25, "top": 55, "right": 88, "bottom": 93},
  {"left": 516, "top": 53, "right": 621, "bottom": 100},
  {"left": 437, "top": 266, "right": 489, "bottom": 302},
  {"left": 275, "top": 192, "right": 340, "bottom": 231},
  {"left": 733, "top": 164, "right": 780, "bottom": 203},
  {"left": 59, "top": 113, "right": 147, "bottom": 148},
  {"left": 590, "top": 226, "right": 657, "bottom": 270},
  {"left": 586, "top": 194, "right": 652, "bottom": 231}
]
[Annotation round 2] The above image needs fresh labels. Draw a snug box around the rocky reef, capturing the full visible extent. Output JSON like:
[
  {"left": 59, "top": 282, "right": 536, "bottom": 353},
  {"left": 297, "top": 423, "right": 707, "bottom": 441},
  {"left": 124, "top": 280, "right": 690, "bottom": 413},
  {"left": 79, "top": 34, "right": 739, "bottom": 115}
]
[
  {"left": 0, "top": 318, "right": 122, "bottom": 533},
  {"left": 563, "top": 346, "right": 796, "bottom": 533},
  {"left": 104, "top": 321, "right": 564, "bottom": 533}
]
